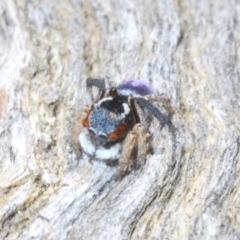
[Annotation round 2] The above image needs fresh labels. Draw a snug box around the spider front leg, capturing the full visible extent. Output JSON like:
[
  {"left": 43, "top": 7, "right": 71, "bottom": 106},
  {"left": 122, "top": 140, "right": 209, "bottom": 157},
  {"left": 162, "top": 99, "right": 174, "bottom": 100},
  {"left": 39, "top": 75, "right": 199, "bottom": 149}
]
[
  {"left": 115, "top": 123, "right": 147, "bottom": 180},
  {"left": 71, "top": 107, "right": 90, "bottom": 157},
  {"left": 86, "top": 78, "right": 105, "bottom": 102},
  {"left": 134, "top": 123, "right": 147, "bottom": 167}
]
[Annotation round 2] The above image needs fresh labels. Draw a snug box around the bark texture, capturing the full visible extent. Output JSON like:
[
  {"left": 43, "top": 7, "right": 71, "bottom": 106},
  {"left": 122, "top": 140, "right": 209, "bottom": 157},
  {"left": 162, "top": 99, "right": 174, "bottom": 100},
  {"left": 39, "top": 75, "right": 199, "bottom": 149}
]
[{"left": 0, "top": 0, "right": 240, "bottom": 239}]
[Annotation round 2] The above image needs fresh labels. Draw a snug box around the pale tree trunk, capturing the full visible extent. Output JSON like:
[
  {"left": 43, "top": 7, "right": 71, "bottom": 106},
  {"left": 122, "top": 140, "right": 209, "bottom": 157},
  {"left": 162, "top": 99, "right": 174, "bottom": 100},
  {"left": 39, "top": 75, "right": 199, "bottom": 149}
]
[{"left": 0, "top": 0, "right": 240, "bottom": 239}]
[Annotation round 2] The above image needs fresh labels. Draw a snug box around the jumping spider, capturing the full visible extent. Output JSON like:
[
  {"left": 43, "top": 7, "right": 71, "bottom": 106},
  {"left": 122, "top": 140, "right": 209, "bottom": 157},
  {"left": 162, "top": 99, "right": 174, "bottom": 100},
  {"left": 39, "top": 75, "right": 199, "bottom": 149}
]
[{"left": 73, "top": 78, "right": 170, "bottom": 179}]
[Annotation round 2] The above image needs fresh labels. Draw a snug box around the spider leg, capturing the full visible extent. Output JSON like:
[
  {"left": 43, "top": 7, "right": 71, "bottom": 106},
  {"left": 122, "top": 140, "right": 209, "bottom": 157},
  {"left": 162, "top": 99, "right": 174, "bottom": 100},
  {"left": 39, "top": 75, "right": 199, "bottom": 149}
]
[
  {"left": 133, "top": 97, "right": 169, "bottom": 129},
  {"left": 115, "top": 131, "right": 137, "bottom": 180},
  {"left": 109, "top": 87, "right": 117, "bottom": 98},
  {"left": 145, "top": 95, "right": 172, "bottom": 113},
  {"left": 86, "top": 78, "right": 106, "bottom": 102},
  {"left": 71, "top": 107, "right": 90, "bottom": 157},
  {"left": 115, "top": 123, "right": 147, "bottom": 179},
  {"left": 128, "top": 96, "right": 140, "bottom": 123},
  {"left": 86, "top": 77, "right": 105, "bottom": 89},
  {"left": 147, "top": 95, "right": 170, "bottom": 105},
  {"left": 133, "top": 123, "right": 147, "bottom": 168}
]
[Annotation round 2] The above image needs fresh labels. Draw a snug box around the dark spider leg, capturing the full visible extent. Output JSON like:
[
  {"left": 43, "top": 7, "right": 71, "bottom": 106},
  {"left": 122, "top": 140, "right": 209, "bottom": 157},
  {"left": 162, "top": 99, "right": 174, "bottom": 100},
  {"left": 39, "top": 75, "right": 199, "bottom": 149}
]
[
  {"left": 133, "top": 97, "right": 169, "bottom": 129},
  {"left": 146, "top": 95, "right": 173, "bottom": 115},
  {"left": 86, "top": 78, "right": 105, "bottom": 89},
  {"left": 109, "top": 87, "right": 118, "bottom": 98},
  {"left": 98, "top": 89, "right": 106, "bottom": 100},
  {"left": 128, "top": 96, "right": 140, "bottom": 123},
  {"left": 86, "top": 78, "right": 106, "bottom": 102}
]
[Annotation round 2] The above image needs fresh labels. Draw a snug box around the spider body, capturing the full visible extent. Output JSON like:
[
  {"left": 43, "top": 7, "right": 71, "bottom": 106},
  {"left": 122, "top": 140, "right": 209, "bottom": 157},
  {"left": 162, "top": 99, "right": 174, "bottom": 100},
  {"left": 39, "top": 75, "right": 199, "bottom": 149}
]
[{"left": 76, "top": 78, "right": 169, "bottom": 179}]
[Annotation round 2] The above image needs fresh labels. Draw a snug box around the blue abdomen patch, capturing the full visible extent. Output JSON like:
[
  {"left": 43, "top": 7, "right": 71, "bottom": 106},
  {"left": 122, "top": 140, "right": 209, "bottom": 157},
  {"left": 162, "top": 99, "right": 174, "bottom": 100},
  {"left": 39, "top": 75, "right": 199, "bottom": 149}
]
[{"left": 118, "top": 80, "right": 153, "bottom": 96}]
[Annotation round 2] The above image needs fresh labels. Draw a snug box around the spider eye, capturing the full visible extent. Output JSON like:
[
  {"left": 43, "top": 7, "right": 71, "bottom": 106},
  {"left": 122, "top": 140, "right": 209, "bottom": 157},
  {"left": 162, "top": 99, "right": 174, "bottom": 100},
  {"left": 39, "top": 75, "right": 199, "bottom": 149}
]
[
  {"left": 98, "top": 134, "right": 108, "bottom": 141},
  {"left": 88, "top": 128, "right": 96, "bottom": 136}
]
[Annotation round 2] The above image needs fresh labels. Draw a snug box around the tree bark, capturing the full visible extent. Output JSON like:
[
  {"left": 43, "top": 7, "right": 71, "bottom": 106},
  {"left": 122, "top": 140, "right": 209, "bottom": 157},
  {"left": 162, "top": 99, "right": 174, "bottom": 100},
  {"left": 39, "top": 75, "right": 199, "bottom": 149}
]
[{"left": 0, "top": 0, "right": 240, "bottom": 239}]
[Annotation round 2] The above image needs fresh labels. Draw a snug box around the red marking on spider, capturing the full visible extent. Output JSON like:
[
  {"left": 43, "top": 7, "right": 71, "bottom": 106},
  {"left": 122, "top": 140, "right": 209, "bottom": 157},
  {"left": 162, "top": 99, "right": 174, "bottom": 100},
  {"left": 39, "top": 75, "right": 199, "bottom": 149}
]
[
  {"left": 82, "top": 116, "right": 89, "bottom": 127},
  {"left": 82, "top": 108, "right": 93, "bottom": 127},
  {"left": 108, "top": 121, "right": 127, "bottom": 139}
]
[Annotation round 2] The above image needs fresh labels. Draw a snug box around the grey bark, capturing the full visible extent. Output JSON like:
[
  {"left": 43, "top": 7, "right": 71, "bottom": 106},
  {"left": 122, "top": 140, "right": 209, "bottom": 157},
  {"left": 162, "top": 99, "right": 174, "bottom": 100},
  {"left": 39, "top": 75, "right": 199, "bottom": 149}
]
[{"left": 0, "top": 0, "right": 240, "bottom": 239}]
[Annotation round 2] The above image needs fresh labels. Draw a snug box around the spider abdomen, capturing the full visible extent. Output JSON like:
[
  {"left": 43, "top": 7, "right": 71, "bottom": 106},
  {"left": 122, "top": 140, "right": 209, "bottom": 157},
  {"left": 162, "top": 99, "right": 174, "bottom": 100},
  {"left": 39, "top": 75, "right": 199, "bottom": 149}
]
[{"left": 117, "top": 80, "right": 153, "bottom": 96}]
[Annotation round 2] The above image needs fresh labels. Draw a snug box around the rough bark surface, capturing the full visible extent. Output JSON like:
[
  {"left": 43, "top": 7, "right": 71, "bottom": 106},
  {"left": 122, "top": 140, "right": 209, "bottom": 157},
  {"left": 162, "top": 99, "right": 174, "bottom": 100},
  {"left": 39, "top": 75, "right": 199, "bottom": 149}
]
[{"left": 0, "top": 0, "right": 240, "bottom": 239}]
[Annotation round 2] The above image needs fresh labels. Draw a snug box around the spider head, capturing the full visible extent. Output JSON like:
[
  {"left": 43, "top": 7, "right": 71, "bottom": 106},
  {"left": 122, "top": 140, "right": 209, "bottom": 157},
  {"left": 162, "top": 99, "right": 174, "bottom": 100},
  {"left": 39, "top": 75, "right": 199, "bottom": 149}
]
[{"left": 82, "top": 88, "right": 138, "bottom": 144}]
